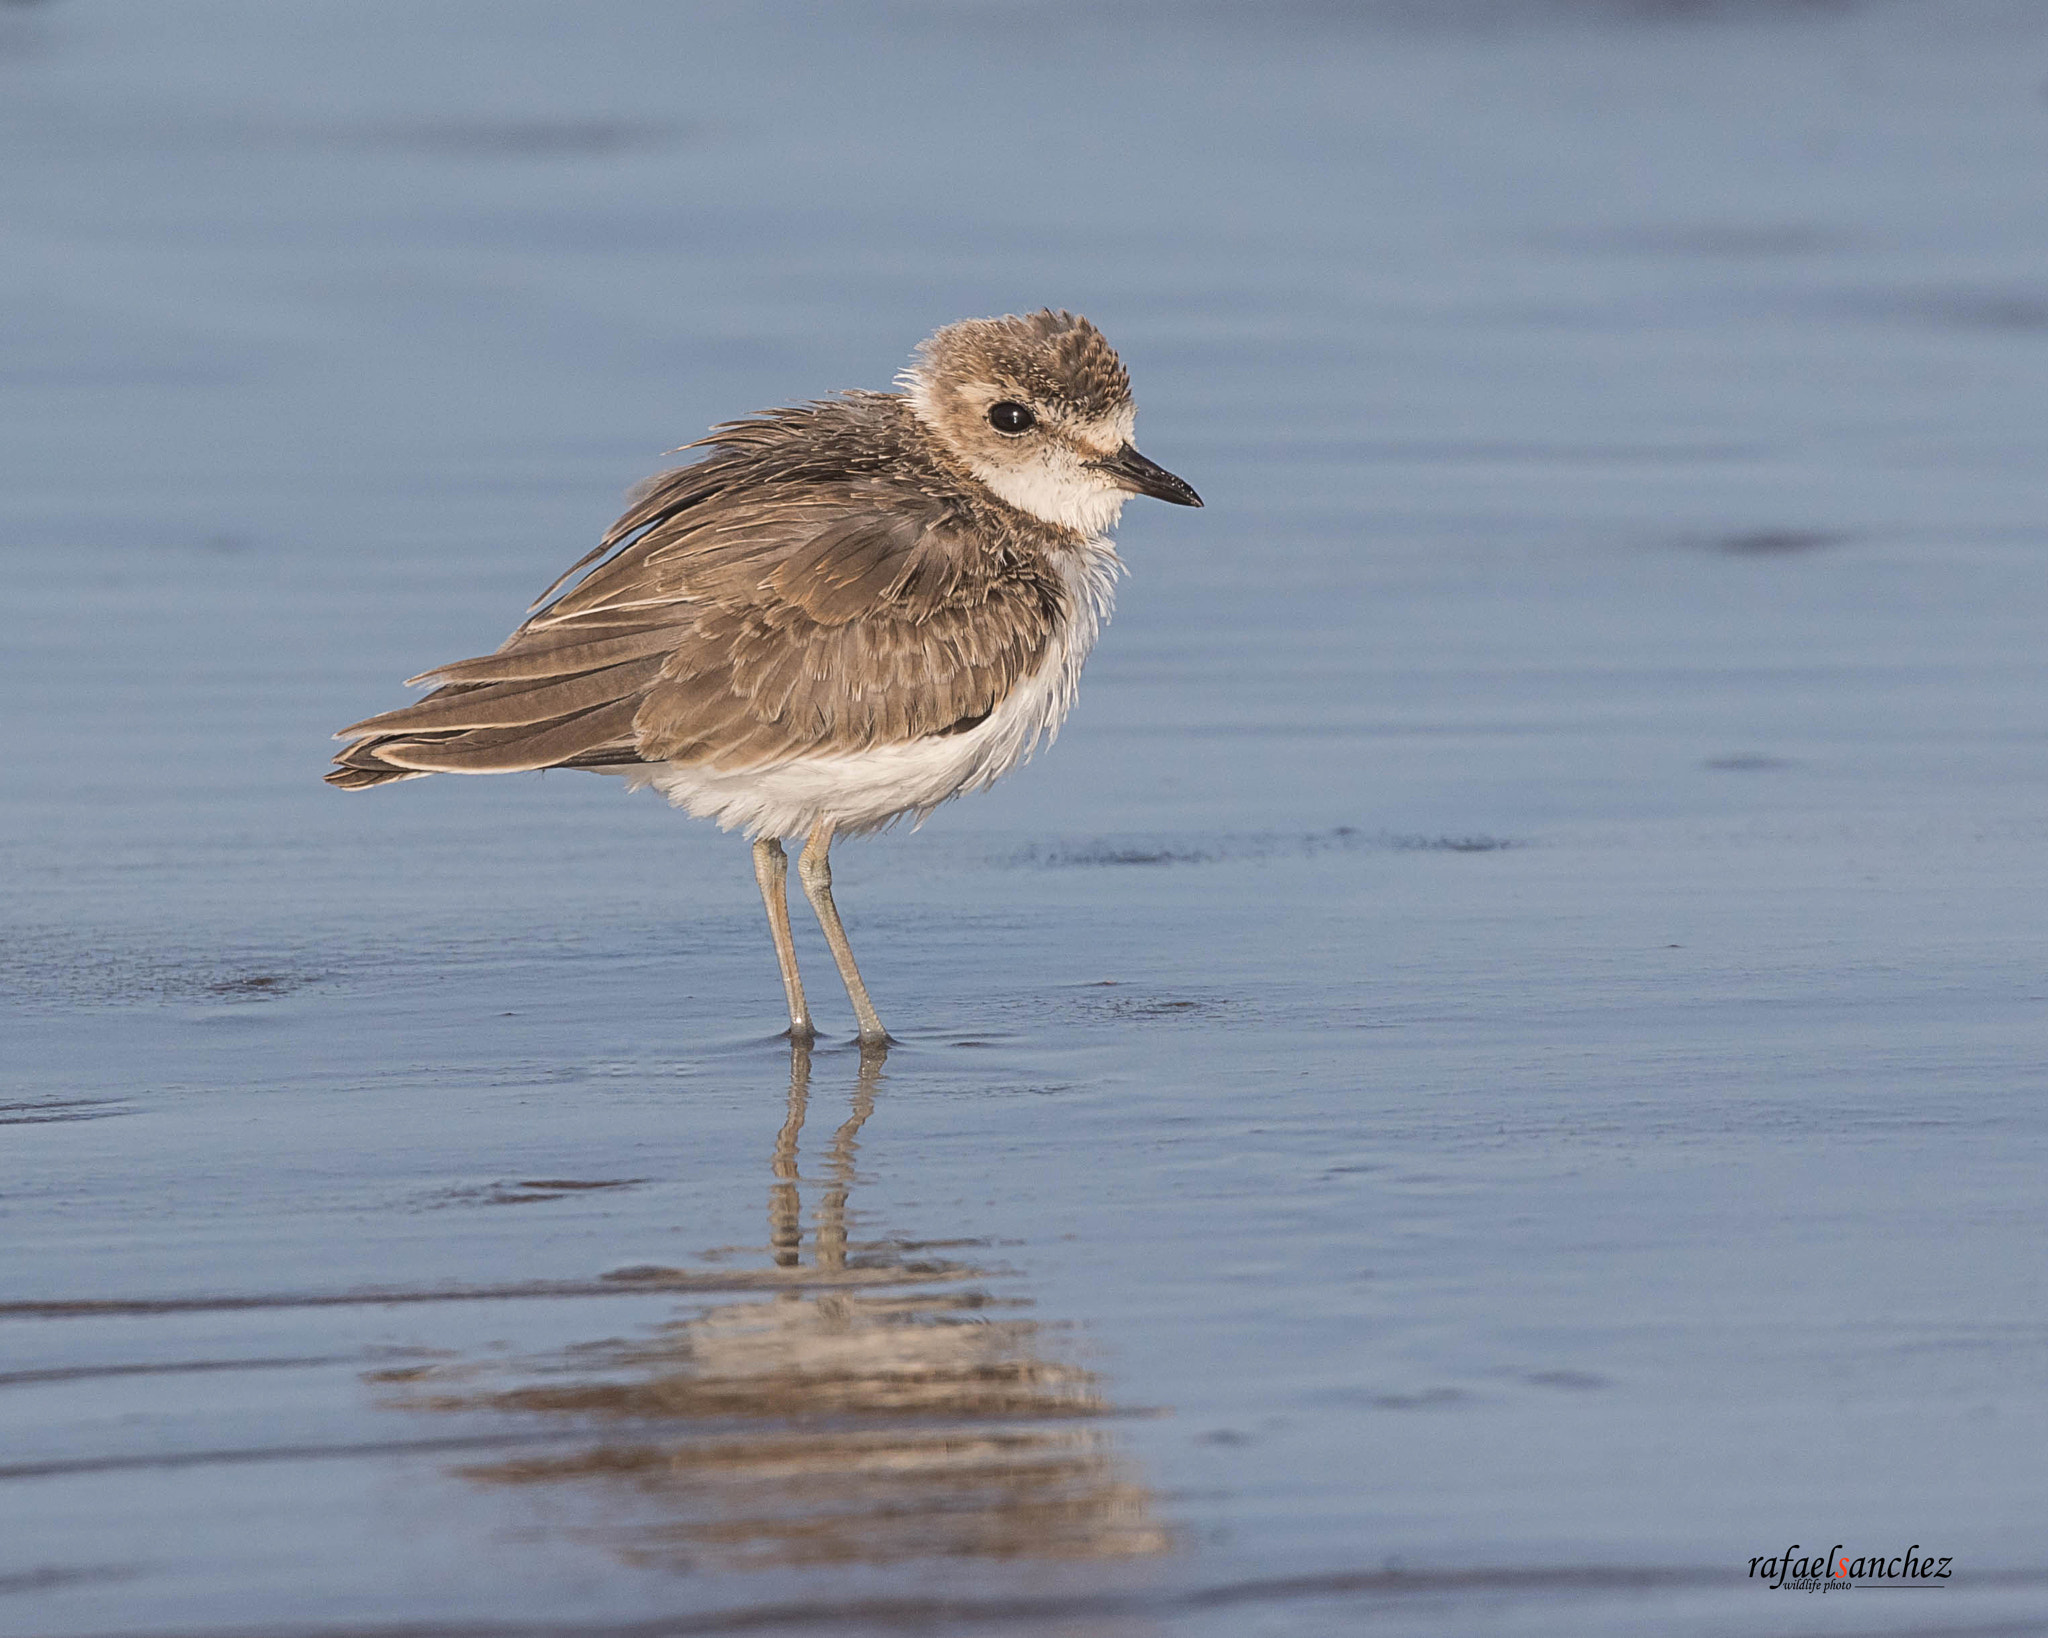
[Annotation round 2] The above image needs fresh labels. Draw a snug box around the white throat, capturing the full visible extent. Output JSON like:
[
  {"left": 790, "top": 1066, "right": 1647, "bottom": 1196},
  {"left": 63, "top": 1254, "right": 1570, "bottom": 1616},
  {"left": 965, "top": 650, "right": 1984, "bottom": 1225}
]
[{"left": 964, "top": 458, "right": 1129, "bottom": 535}]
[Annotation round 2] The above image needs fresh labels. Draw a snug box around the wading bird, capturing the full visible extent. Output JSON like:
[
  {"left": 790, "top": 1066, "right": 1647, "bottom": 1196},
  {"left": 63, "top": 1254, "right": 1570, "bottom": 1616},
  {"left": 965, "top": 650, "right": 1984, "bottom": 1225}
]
[{"left": 329, "top": 312, "right": 1201, "bottom": 1043}]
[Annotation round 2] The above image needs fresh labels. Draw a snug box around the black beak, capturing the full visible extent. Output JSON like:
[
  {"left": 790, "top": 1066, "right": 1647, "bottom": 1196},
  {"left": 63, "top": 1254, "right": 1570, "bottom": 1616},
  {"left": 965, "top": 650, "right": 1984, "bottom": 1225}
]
[{"left": 1090, "top": 443, "right": 1203, "bottom": 508}]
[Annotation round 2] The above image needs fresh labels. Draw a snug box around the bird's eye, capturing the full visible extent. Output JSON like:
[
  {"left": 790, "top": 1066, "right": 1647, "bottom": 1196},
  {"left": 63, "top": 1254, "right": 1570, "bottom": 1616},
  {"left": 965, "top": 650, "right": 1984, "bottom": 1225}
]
[{"left": 987, "top": 401, "right": 1036, "bottom": 435}]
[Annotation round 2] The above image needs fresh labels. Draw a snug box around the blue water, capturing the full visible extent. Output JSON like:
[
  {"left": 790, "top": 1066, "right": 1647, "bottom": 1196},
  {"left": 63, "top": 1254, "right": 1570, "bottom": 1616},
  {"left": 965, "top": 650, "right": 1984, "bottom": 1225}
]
[{"left": 5, "top": 2, "right": 2046, "bottom": 1633}]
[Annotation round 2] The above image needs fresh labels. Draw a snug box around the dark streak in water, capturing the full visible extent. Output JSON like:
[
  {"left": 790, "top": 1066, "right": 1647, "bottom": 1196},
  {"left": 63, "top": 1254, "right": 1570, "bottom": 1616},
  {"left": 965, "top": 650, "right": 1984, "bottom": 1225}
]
[
  {"left": 0, "top": 1353, "right": 421, "bottom": 1389},
  {"left": 205, "top": 972, "right": 310, "bottom": 998},
  {"left": 0, "top": 937, "right": 329, "bottom": 1010},
  {"left": 421, "top": 1179, "right": 650, "bottom": 1209},
  {"left": 0, "top": 1427, "right": 689, "bottom": 1483},
  {"left": 1715, "top": 528, "right": 1851, "bottom": 555},
  {"left": 0, "top": 1098, "right": 131, "bottom": 1126},
  {"left": 1010, "top": 829, "right": 1515, "bottom": 868},
  {"left": 0, "top": 1563, "right": 140, "bottom": 1597},
  {"left": 1842, "top": 285, "right": 2048, "bottom": 332},
  {"left": 0, "top": 1264, "right": 972, "bottom": 1321},
  {"left": 1369, "top": 1387, "right": 1474, "bottom": 1410},
  {"left": 1525, "top": 1370, "right": 1609, "bottom": 1391},
  {"left": 1384, "top": 833, "right": 1515, "bottom": 853}
]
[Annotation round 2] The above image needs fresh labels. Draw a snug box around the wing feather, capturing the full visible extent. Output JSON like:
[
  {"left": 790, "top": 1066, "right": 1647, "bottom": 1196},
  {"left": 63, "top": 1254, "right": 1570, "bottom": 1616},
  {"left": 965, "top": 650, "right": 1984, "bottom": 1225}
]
[
  {"left": 328, "top": 398, "right": 1065, "bottom": 791},
  {"left": 407, "top": 627, "right": 683, "bottom": 687}
]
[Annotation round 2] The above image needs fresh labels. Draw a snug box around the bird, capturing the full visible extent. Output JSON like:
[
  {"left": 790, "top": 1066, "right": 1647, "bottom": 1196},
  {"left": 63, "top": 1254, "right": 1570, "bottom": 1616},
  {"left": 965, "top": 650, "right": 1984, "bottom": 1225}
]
[{"left": 327, "top": 310, "right": 1201, "bottom": 1045}]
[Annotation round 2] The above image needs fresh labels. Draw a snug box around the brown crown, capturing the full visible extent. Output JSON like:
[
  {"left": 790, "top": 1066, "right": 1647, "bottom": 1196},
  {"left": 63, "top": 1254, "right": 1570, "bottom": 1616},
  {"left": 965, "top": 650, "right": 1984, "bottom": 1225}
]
[{"left": 913, "top": 310, "right": 1133, "bottom": 420}]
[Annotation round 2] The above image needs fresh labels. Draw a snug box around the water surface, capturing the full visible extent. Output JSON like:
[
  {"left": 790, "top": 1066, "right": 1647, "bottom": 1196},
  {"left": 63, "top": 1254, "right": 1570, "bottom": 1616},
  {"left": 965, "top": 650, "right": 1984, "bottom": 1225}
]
[{"left": 5, "top": 2, "right": 2047, "bottom": 1633}]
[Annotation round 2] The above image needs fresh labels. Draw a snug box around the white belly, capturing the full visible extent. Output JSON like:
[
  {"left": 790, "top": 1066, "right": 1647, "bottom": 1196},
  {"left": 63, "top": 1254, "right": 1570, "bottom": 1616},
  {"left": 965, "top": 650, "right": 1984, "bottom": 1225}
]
[{"left": 612, "top": 539, "right": 1121, "bottom": 839}]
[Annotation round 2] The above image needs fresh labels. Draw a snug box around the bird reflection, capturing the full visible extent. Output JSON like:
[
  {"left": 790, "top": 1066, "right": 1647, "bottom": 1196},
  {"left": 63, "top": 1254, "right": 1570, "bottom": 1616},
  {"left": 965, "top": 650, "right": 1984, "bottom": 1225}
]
[{"left": 379, "top": 1042, "right": 1166, "bottom": 1571}]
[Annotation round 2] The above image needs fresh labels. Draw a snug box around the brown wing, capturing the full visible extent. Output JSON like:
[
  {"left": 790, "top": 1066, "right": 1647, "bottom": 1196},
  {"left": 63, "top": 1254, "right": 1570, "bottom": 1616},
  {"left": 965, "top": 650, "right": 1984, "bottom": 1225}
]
[{"left": 328, "top": 469, "right": 1062, "bottom": 787}]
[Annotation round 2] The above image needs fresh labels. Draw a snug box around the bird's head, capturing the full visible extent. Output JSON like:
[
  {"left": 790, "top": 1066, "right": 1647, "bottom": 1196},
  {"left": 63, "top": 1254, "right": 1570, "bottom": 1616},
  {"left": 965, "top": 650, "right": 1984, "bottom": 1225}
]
[{"left": 900, "top": 310, "right": 1202, "bottom": 535}]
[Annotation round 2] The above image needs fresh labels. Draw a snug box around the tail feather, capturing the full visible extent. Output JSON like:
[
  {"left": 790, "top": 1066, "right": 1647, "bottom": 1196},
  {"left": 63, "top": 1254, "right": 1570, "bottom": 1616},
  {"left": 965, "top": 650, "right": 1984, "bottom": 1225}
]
[
  {"left": 340, "top": 698, "right": 643, "bottom": 778},
  {"left": 323, "top": 760, "right": 429, "bottom": 790},
  {"left": 336, "top": 656, "right": 666, "bottom": 739}
]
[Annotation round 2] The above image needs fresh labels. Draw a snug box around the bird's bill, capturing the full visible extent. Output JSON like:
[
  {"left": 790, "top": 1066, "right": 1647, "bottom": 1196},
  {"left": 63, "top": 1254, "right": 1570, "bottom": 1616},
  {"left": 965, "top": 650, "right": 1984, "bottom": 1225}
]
[{"left": 1089, "top": 444, "right": 1203, "bottom": 507}]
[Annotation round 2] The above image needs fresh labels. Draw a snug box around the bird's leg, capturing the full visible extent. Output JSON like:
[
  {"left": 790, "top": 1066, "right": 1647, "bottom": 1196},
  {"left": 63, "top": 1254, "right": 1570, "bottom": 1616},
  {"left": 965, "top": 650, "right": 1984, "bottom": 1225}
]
[
  {"left": 797, "top": 820, "right": 889, "bottom": 1046},
  {"left": 752, "top": 836, "right": 813, "bottom": 1043}
]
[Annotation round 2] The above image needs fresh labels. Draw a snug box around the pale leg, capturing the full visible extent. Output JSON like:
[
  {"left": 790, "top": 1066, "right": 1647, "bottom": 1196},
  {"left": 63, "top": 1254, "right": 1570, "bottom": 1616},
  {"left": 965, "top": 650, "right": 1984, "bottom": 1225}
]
[
  {"left": 797, "top": 820, "right": 889, "bottom": 1045},
  {"left": 752, "top": 836, "right": 813, "bottom": 1042}
]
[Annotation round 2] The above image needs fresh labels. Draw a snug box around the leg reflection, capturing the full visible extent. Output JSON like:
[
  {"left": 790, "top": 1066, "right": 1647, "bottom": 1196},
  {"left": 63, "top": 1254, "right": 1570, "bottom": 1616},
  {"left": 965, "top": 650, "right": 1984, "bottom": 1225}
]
[
  {"left": 767, "top": 1042, "right": 810, "bottom": 1267},
  {"left": 816, "top": 1042, "right": 882, "bottom": 1273},
  {"left": 769, "top": 1039, "right": 884, "bottom": 1272}
]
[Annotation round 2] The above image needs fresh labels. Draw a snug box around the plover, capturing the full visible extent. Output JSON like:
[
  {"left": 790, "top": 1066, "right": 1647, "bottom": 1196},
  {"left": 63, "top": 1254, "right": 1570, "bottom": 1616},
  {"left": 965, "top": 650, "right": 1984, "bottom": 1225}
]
[{"left": 328, "top": 311, "right": 1201, "bottom": 1043}]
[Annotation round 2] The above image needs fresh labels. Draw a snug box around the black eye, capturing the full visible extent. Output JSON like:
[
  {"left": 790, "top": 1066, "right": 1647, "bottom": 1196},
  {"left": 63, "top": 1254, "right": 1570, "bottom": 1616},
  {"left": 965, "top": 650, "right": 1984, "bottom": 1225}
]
[{"left": 987, "top": 401, "right": 1036, "bottom": 435}]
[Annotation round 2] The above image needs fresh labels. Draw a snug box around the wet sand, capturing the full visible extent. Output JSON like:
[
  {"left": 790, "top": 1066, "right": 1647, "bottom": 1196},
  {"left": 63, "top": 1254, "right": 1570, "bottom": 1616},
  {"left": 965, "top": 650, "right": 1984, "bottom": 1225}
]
[{"left": 5, "top": 2, "right": 2048, "bottom": 1633}]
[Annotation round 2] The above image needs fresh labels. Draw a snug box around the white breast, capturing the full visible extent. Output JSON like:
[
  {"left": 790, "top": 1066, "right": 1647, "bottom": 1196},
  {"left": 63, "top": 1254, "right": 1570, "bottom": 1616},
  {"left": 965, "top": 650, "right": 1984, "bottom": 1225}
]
[{"left": 617, "top": 538, "right": 1123, "bottom": 839}]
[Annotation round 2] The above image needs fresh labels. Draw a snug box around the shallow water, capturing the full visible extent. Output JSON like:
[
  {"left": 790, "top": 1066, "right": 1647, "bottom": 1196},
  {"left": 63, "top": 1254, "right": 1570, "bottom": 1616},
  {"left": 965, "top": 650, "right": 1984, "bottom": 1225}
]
[{"left": 5, "top": 2, "right": 2048, "bottom": 1633}]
